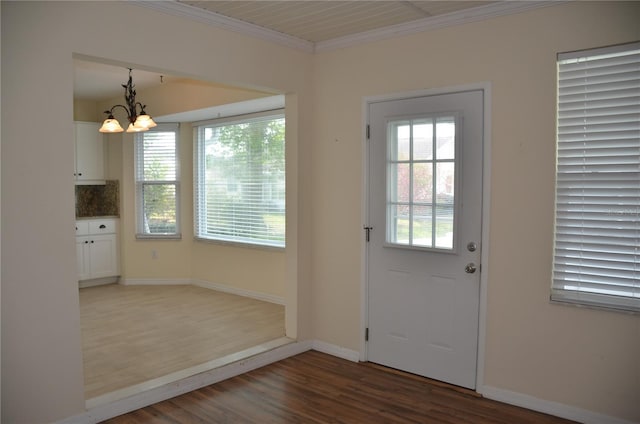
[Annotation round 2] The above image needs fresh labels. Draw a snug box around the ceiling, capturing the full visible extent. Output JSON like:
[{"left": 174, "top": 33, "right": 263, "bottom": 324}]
[
  {"left": 75, "top": 1, "right": 550, "bottom": 101},
  {"left": 178, "top": 1, "right": 496, "bottom": 43},
  {"left": 73, "top": 60, "right": 171, "bottom": 102}
]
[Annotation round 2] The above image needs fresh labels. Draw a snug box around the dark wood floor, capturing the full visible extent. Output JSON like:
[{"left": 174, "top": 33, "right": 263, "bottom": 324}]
[{"left": 103, "top": 350, "right": 576, "bottom": 424}]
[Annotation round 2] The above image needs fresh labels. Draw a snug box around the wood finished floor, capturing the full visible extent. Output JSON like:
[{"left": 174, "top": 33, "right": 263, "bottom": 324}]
[
  {"left": 103, "top": 350, "right": 576, "bottom": 424},
  {"left": 80, "top": 284, "right": 285, "bottom": 399}
]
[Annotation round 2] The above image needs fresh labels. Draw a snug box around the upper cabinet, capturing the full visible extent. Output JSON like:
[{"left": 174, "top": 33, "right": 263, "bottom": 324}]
[{"left": 74, "top": 121, "right": 105, "bottom": 184}]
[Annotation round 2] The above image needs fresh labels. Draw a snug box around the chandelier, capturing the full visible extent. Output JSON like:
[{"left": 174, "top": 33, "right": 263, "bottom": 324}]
[{"left": 99, "top": 68, "right": 157, "bottom": 133}]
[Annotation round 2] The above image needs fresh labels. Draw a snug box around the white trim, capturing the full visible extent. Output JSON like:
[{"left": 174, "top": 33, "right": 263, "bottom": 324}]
[
  {"left": 364, "top": 83, "right": 491, "bottom": 105},
  {"left": 157, "top": 95, "right": 285, "bottom": 125},
  {"left": 132, "top": 0, "right": 314, "bottom": 53},
  {"left": 193, "top": 108, "right": 285, "bottom": 129},
  {"left": 361, "top": 82, "right": 492, "bottom": 392},
  {"left": 480, "top": 386, "right": 637, "bottom": 424},
  {"left": 315, "top": 2, "right": 562, "bottom": 52},
  {"left": 57, "top": 340, "right": 362, "bottom": 423},
  {"left": 118, "top": 278, "right": 285, "bottom": 305},
  {"left": 193, "top": 279, "right": 286, "bottom": 305},
  {"left": 118, "top": 278, "right": 191, "bottom": 286},
  {"left": 85, "top": 338, "right": 295, "bottom": 409},
  {"left": 56, "top": 338, "right": 636, "bottom": 424},
  {"left": 360, "top": 97, "right": 371, "bottom": 362},
  {"left": 134, "top": 0, "right": 563, "bottom": 54},
  {"left": 58, "top": 339, "right": 312, "bottom": 424},
  {"left": 312, "top": 340, "right": 360, "bottom": 363},
  {"left": 476, "top": 83, "right": 492, "bottom": 391},
  {"left": 79, "top": 276, "right": 119, "bottom": 288}
]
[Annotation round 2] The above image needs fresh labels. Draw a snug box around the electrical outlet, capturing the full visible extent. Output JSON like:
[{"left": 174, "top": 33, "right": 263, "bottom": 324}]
[{"left": 151, "top": 250, "right": 158, "bottom": 259}]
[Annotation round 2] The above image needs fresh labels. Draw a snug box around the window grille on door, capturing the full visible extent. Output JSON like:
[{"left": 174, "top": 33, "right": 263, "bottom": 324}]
[{"left": 386, "top": 116, "right": 457, "bottom": 250}]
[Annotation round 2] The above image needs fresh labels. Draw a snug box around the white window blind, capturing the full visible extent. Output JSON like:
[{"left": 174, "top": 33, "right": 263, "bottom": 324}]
[
  {"left": 135, "top": 123, "right": 180, "bottom": 238},
  {"left": 194, "top": 112, "right": 285, "bottom": 248},
  {"left": 552, "top": 42, "right": 640, "bottom": 312}
]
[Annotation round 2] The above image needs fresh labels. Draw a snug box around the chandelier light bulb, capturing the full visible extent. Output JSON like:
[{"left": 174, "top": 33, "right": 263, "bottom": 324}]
[
  {"left": 126, "top": 123, "right": 148, "bottom": 133},
  {"left": 134, "top": 114, "right": 157, "bottom": 129},
  {"left": 99, "top": 117, "right": 124, "bottom": 133}
]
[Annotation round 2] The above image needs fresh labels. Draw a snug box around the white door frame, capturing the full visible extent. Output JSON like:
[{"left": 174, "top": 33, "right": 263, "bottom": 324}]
[{"left": 361, "top": 82, "right": 492, "bottom": 391}]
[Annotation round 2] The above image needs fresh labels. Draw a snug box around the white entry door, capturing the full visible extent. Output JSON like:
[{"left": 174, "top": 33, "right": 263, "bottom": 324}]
[{"left": 366, "top": 89, "right": 484, "bottom": 389}]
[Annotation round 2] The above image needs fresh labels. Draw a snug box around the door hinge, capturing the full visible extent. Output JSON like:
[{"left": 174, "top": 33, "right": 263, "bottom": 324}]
[
  {"left": 365, "top": 327, "right": 369, "bottom": 341},
  {"left": 366, "top": 124, "right": 370, "bottom": 140},
  {"left": 364, "top": 226, "right": 373, "bottom": 242}
]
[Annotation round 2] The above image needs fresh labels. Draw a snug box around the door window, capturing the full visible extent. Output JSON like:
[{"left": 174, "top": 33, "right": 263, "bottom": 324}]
[{"left": 386, "top": 116, "right": 457, "bottom": 250}]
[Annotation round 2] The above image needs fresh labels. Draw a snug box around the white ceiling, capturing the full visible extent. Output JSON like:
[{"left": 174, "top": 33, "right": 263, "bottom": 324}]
[
  {"left": 73, "top": 60, "right": 171, "bottom": 102},
  {"left": 178, "top": 1, "right": 496, "bottom": 43}
]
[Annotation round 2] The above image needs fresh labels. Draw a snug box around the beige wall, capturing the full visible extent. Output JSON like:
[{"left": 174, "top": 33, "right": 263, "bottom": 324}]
[
  {"left": 309, "top": 2, "right": 640, "bottom": 422},
  {"left": 1, "top": 2, "right": 312, "bottom": 422},
  {"left": 73, "top": 99, "right": 101, "bottom": 122},
  {"left": 98, "top": 78, "right": 273, "bottom": 121},
  {"left": 2, "top": 1, "right": 640, "bottom": 423}
]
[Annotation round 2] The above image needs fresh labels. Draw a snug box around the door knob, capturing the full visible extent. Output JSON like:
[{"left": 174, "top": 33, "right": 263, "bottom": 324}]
[{"left": 465, "top": 263, "right": 477, "bottom": 274}]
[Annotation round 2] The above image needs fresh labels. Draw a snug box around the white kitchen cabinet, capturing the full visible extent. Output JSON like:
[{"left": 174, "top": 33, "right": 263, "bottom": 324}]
[
  {"left": 74, "top": 121, "right": 105, "bottom": 184},
  {"left": 76, "top": 218, "right": 119, "bottom": 282},
  {"left": 76, "top": 236, "right": 91, "bottom": 281}
]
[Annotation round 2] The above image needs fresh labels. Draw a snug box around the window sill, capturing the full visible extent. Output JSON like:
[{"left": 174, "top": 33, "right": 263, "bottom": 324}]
[
  {"left": 194, "top": 236, "right": 285, "bottom": 252},
  {"left": 136, "top": 233, "right": 182, "bottom": 240},
  {"left": 550, "top": 296, "right": 639, "bottom": 316}
]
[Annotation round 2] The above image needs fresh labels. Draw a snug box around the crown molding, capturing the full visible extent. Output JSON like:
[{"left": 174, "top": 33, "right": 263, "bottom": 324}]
[
  {"left": 132, "top": 0, "right": 315, "bottom": 53},
  {"left": 315, "top": 1, "right": 566, "bottom": 52},
  {"left": 133, "top": 1, "right": 565, "bottom": 54}
]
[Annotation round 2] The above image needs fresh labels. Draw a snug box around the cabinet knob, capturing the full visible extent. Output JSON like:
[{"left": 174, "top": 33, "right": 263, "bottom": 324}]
[
  {"left": 90, "top": 240, "right": 94, "bottom": 243},
  {"left": 99, "top": 224, "right": 106, "bottom": 229},
  {"left": 84, "top": 241, "right": 89, "bottom": 244}
]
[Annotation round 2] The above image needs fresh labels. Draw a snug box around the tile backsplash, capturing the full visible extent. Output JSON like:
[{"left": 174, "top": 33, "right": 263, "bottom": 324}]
[{"left": 76, "top": 180, "right": 120, "bottom": 217}]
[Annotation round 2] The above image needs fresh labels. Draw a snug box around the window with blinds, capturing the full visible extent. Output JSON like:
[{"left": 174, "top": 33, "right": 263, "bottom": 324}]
[
  {"left": 134, "top": 123, "right": 180, "bottom": 238},
  {"left": 552, "top": 42, "right": 640, "bottom": 312},
  {"left": 194, "top": 112, "right": 285, "bottom": 248}
]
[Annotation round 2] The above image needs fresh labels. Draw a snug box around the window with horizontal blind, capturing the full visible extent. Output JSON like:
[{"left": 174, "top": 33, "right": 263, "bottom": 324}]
[
  {"left": 194, "top": 112, "right": 285, "bottom": 248},
  {"left": 135, "top": 123, "right": 180, "bottom": 238},
  {"left": 552, "top": 42, "right": 640, "bottom": 312}
]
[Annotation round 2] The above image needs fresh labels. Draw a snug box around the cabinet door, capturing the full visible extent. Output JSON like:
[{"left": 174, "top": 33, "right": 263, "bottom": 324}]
[
  {"left": 76, "top": 236, "right": 91, "bottom": 281},
  {"left": 88, "top": 234, "right": 119, "bottom": 278},
  {"left": 75, "top": 122, "right": 105, "bottom": 182}
]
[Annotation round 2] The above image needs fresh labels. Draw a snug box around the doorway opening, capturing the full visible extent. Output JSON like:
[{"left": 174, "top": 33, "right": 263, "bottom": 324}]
[{"left": 73, "top": 56, "right": 296, "bottom": 405}]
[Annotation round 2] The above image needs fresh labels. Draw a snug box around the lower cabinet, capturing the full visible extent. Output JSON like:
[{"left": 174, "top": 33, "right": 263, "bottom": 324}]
[{"left": 76, "top": 218, "right": 119, "bottom": 281}]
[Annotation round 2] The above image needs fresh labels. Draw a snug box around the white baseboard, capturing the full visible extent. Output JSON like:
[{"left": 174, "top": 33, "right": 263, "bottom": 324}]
[
  {"left": 58, "top": 339, "right": 312, "bottom": 424},
  {"left": 480, "top": 385, "right": 636, "bottom": 424},
  {"left": 312, "top": 340, "right": 360, "bottom": 362},
  {"left": 116, "top": 278, "right": 285, "bottom": 305},
  {"left": 57, "top": 337, "right": 635, "bottom": 424},
  {"left": 193, "top": 279, "right": 285, "bottom": 305},
  {"left": 79, "top": 276, "right": 119, "bottom": 288},
  {"left": 119, "top": 278, "right": 191, "bottom": 286},
  {"left": 57, "top": 339, "right": 358, "bottom": 423}
]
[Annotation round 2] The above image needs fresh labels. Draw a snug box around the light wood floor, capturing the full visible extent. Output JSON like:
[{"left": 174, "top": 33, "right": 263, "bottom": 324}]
[
  {"left": 80, "top": 284, "right": 285, "bottom": 400},
  {"left": 103, "top": 350, "right": 577, "bottom": 424}
]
